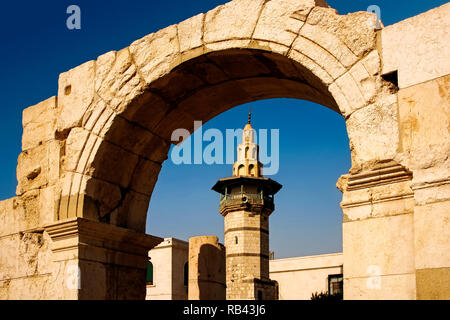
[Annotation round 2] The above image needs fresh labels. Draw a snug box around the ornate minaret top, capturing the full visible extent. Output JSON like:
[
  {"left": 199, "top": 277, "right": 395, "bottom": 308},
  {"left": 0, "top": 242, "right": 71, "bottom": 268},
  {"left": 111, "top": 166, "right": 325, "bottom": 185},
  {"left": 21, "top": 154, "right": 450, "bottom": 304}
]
[
  {"left": 232, "top": 109, "right": 263, "bottom": 178},
  {"left": 213, "top": 110, "right": 282, "bottom": 217}
]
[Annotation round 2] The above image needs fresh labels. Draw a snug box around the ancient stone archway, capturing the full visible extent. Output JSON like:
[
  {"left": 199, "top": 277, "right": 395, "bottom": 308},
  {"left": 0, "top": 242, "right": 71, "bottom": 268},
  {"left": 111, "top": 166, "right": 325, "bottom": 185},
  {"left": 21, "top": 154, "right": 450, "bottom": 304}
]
[
  {"left": 55, "top": 1, "right": 394, "bottom": 231},
  {"left": 1, "top": 0, "right": 449, "bottom": 300}
]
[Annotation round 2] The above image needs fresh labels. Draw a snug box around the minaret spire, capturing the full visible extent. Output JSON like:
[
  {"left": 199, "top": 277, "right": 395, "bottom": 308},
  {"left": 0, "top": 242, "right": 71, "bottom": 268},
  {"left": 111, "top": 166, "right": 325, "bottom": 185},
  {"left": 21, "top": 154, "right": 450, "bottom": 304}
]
[{"left": 248, "top": 108, "right": 251, "bottom": 124}]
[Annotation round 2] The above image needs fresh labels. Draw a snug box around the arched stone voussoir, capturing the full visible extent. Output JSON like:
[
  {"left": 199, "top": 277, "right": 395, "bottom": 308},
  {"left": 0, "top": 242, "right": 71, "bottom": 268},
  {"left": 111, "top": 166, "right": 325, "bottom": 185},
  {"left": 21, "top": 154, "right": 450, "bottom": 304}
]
[
  {"left": 346, "top": 94, "right": 400, "bottom": 170},
  {"left": 57, "top": 171, "right": 122, "bottom": 221},
  {"left": 62, "top": 126, "right": 139, "bottom": 185},
  {"left": 109, "top": 189, "right": 152, "bottom": 233},
  {"left": 306, "top": 6, "right": 378, "bottom": 58},
  {"left": 129, "top": 24, "right": 181, "bottom": 88},
  {"left": 102, "top": 115, "right": 171, "bottom": 164},
  {"left": 95, "top": 47, "right": 147, "bottom": 115},
  {"left": 128, "top": 158, "right": 162, "bottom": 198},
  {"left": 203, "top": 0, "right": 266, "bottom": 45},
  {"left": 330, "top": 50, "right": 391, "bottom": 118},
  {"left": 252, "top": 0, "right": 329, "bottom": 48},
  {"left": 299, "top": 23, "right": 358, "bottom": 69},
  {"left": 291, "top": 35, "right": 347, "bottom": 80},
  {"left": 58, "top": 161, "right": 158, "bottom": 231}
]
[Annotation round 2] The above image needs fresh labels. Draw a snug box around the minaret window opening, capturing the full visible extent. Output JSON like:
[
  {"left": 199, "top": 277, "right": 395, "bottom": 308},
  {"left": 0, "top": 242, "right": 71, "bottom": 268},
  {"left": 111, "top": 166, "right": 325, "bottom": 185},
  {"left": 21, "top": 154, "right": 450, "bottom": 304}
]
[{"left": 249, "top": 164, "right": 255, "bottom": 176}]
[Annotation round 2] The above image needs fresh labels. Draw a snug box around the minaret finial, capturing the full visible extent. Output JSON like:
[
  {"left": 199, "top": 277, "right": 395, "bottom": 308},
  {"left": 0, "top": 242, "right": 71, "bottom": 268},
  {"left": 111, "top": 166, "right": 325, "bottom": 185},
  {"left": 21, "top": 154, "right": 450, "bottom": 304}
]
[{"left": 248, "top": 108, "right": 252, "bottom": 124}]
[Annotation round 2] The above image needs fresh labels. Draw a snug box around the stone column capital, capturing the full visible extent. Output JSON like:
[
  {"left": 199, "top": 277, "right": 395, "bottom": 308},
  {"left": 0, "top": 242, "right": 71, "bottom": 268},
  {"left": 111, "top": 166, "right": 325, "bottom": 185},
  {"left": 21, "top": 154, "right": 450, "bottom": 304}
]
[{"left": 44, "top": 218, "right": 163, "bottom": 268}]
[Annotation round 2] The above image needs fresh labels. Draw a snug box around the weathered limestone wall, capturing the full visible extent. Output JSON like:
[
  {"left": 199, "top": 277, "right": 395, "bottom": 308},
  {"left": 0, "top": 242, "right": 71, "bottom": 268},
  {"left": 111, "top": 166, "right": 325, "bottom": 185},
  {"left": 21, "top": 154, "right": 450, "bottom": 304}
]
[
  {"left": 340, "top": 162, "right": 417, "bottom": 300},
  {"left": 0, "top": 196, "right": 162, "bottom": 300},
  {"left": 340, "top": 3, "right": 450, "bottom": 300},
  {"left": 385, "top": 4, "right": 449, "bottom": 300},
  {"left": 0, "top": 99, "right": 67, "bottom": 300},
  {"left": 381, "top": 3, "right": 450, "bottom": 89},
  {"left": 269, "top": 253, "right": 343, "bottom": 300},
  {"left": 398, "top": 75, "right": 450, "bottom": 299},
  {"left": 188, "top": 236, "right": 226, "bottom": 300},
  {"left": 0, "top": 198, "right": 55, "bottom": 299},
  {"left": 384, "top": 4, "right": 450, "bottom": 300}
]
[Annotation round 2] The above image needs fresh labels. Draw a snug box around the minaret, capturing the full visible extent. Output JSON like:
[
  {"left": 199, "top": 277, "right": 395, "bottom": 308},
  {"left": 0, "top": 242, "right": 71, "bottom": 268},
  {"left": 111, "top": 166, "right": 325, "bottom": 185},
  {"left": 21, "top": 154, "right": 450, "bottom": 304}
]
[{"left": 212, "top": 110, "right": 282, "bottom": 300}]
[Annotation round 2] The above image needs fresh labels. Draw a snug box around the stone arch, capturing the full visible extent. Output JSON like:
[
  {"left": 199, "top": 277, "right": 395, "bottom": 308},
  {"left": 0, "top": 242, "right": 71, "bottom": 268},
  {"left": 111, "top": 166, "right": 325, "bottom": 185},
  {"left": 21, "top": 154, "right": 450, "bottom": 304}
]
[
  {"left": 54, "top": 0, "right": 397, "bottom": 234},
  {"left": 10, "top": 0, "right": 422, "bottom": 300}
]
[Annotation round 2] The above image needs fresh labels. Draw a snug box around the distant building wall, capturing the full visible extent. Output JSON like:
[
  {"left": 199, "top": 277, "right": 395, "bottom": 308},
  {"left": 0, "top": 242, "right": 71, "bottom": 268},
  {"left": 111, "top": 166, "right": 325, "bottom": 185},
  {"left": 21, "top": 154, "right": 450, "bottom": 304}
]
[
  {"left": 269, "top": 253, "right": 343, "bottom": 300},
  {"left": 146, "top": 238, "right": 188, "bottom": 300}
]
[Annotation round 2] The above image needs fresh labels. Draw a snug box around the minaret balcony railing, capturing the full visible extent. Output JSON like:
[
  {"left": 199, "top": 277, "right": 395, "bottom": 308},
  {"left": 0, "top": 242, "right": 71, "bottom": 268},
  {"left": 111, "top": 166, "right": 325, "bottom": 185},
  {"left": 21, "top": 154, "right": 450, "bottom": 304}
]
[{"left": 219, "top": 193, "right": 274, "bottom": 211}]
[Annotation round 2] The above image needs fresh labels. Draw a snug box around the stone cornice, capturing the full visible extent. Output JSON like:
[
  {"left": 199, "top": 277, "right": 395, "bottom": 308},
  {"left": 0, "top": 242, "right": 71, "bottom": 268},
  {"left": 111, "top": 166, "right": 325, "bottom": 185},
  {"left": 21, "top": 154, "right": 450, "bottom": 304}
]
[
  {"left": 341, "top": 193, "right": 414, "bottom": 209},
  {"left": 46, "top": 218, "right": 162, "bottom": 249},
  {"left": 45, "top": 218, "right": 163, "bottom": 267},
  {"left": 411, "top": 178, "right": 450, "bottom": 191},
  {"left": 347, "top": 162, "right": 412, "bottom": 191}
]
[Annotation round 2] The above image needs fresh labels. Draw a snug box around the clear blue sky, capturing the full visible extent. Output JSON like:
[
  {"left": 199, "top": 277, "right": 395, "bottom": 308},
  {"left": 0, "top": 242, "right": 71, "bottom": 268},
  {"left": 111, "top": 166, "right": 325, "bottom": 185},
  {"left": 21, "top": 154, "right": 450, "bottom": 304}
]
[{"left": 0, "top": 0, "right": 446, "bottom": 258}]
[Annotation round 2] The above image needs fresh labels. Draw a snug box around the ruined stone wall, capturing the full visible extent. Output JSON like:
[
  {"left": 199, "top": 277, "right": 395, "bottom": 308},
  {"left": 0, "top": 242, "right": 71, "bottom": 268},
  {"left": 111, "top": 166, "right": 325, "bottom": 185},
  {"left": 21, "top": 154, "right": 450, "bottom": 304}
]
[
  {"left": 386, "top": 4, "right": 450, "bottom": 300},
  {"left": 340, "top": 3, "right": 450, "bottom": 300},
  {"left": 188, "top": 236, "right": 226, "bottom": 300},
  {"left": 0, "top": 96, "right": 65, "bottom": 298},
  {"left": 0, "top": 198, "right": 55, "bottom": 299}
]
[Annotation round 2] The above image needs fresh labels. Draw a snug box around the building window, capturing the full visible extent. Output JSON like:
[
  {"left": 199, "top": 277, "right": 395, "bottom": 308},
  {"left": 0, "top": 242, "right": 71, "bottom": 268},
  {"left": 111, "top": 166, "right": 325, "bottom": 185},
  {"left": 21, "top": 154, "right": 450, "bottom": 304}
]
[
  {"left": 184, "top": 262, "right": 188, "bottom": 287},
  {"left": 235, "top": 236, "right": 238, "bottom": 245},
  {"left": 146, "top": 261, "right": 153, "bottom": 285},
  {"left": 328, "top": 274, "right": 343, "bottom": 296}
]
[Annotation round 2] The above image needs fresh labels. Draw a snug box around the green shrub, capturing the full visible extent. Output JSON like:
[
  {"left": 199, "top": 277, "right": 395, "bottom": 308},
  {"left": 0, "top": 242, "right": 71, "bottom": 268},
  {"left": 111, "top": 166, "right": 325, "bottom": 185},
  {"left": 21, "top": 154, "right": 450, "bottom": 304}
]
[{"left": 310, "top": 291, "right": 343, "bottom": 301}]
